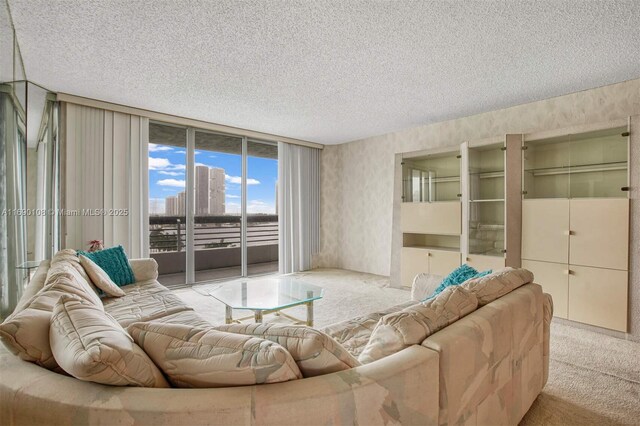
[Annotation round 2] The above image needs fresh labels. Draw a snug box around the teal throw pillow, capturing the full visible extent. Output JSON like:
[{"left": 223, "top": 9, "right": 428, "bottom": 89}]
[
  {"left": 77, "top": 245, "right": 135, "bottom": 286},
  {"left": 423, "top": 264, "right": 493, "bottom": 301}
]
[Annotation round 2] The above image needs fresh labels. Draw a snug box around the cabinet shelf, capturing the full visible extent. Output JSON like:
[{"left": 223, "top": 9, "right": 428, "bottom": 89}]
[
  {"left": 469, "top": 199, "right": 505, "bottom": 203},
  {"left": 470, "top": 170, "right": 504, "bottom": 179},
  {"left": 524, "top": 161, "right": 626, "bottom": 177}
]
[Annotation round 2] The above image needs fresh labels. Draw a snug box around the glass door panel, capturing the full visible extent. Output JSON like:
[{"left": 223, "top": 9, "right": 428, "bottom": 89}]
[
  {"left": 468, "top": 142, "right": 505, "bottom": 256},
  {"left": 402, "top": 151, "right": 460, "bottom": 202},
  {"left": 247, "top": 140, "right": 279, "bottom": 276},
  {"left": 568, "top": 127, "right": 628, "bottom": 198},
  {"left": 523, "top": 136, "right": 570, "bottom": 199},
  {"left": 193, "top": 131, "right": 242, "bottom": 282},
  {"left": 148, "top": 122, "right": 187, "bottom": 287}
]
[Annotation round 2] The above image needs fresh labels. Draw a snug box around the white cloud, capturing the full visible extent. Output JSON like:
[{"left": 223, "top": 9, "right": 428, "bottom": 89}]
[
  {"left": 175, "top": 150, "right": 186, "bottom": 154},
  {"left": 226, "top": 194, "right": 240, "bottom": 199},
  {"left": 247, "top": 200, "right": 275, "bottom": 214},
  {"left": 225, "top": 174, "right": 260, "bottom": 185},
  {"left": 149, "top": 143, "right": 173, "bottom": 152},
  {"left": 158, "top": 171, "right": 183, "bottom": 176},
  {"left": 225, "top": 202, "right": 241, "bottom": 214},
  {"left": 157, "top": 179, "right": 186, "bottom": 188},
  {"left": 149, "top": 157, "right": 185, "bottom": 171}
]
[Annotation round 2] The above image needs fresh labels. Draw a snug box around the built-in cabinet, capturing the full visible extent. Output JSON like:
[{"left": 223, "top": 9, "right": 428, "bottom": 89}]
[
  {"left": 520, "top": 125, "right": 630, "bottom": 331},
  {"left": 399, "top": 121, "right": 630, "bottom": 332},
  {"left": 401, "top": 150, "right": 462, "bottom": 287}
]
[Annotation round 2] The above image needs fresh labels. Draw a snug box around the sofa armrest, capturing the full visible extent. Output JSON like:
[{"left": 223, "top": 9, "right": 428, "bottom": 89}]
[
  {"left": 411, "top": 273, "right": 443, "bottom": 301},
  {"left": 129, "top": 258, "right": 159, "bottom": 282}
]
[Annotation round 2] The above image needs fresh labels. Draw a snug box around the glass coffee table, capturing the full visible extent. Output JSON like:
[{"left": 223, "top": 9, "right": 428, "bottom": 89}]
[{"left": 199, "top": 276, "right": 324, "bottom": 326}]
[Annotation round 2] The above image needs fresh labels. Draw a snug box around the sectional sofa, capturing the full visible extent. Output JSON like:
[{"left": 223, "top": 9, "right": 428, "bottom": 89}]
[{"left": 0, "top": 250, "right": 552, "bottom": 425}]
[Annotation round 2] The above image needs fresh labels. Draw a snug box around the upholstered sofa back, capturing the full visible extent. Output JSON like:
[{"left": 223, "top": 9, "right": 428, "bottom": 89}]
[{"left": 0, "top": 260, "right": 551, "bottom": 426}]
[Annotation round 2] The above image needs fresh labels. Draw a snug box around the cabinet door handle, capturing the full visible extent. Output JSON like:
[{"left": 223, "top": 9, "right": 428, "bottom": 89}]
[
  {"left": 564, "top": 230, "right": 574, "bottom": 236},
  {"left": 564, "top": 269, "right": 574, "bottom": 275},
  {"left": 427, "top": 252, "right": 432, "bottom": 257}
]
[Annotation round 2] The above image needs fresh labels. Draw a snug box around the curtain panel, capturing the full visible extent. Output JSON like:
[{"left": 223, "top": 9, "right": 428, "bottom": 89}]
[
  {"left": 63, "top": 103, "right": 149, "bottom": 258},
  {"left": 278, "top": 142, "right": 320, "bottom": 273}
]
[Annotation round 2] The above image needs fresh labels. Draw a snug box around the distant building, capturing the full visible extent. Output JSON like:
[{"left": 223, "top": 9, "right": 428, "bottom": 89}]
[
  {"left": 164, "top": 197, "right": 176, "bottom": 215},
  {"left": 195, "top": 165, "right": 210, "bottom": 215},
  {"left": 209, "top": 167, "right": 225, "bottom": 215},
  {"left": 177, "top": 191, "right": 186, "bottom": 216},
  {"left": 275, "top": 180, "right": 278, "bottom": 215}
]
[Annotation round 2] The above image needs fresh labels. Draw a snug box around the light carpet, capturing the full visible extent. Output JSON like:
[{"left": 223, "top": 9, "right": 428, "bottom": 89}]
[{"left": 174, "top": 268, "right": 640, "bottom": 425}]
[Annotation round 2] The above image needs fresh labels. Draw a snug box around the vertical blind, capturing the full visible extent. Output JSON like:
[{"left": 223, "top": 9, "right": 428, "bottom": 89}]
[
  {"left": 64, "top": 103, "right": 149, "bottom": 257},
  {"left": 278, "top": 142, "right": 320, "bottom": 273}
]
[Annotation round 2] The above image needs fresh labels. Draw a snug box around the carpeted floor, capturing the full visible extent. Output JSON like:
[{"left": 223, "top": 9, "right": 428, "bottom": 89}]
[{"left": 174, "top": 268, "right": 640, "bottom": 425}]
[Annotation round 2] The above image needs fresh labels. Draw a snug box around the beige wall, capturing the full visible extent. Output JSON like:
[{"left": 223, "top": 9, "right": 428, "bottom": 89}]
[{"left": 316, "top": 78, "right": 640, "bottom": 341}]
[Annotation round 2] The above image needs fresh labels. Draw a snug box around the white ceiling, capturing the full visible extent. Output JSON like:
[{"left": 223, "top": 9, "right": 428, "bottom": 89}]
[{"left": 8, "top": 1, "right": 640, "bottom": 145}]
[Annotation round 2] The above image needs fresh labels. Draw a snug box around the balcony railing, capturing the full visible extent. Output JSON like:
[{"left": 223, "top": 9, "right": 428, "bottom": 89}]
[
  {"left": 149, "top": 215, "right": 278, "bottom": 253},
  {"left": 149, "top": 215, "right": 279, "bottom": 286}
]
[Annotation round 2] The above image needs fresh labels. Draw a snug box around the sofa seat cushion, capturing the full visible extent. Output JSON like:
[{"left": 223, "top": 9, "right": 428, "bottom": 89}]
[
  {"left": 321, "top": 300, "right": 415, "bottom": 358},
  {"left": 128, "top": 322, "right": 302, "bottom": 388},
  {"left": 150, "top": 309, "right": 213, "bottom": 329},
  {"left": 102, "top": 281, "right": 192, "bottom": 327},
  {"left": 0, "top": 274, "right": 103, "bottom": 370},
  {"left": 358, "top": 286, "right": 478, "bottom": 364},
  {"left": 215, "top": 323, "right": 360, "bottom": 377},
  {"left": 461, "top": 267, "right": 533, "bottom": 306},
  {"left": 50, "top": 296, "right": 169, "bottom": 388}
]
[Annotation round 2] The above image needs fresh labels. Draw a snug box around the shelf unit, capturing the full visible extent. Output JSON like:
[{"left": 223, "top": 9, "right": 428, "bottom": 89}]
[
  {"left": 521, "top": 124, "right": 630, "bottom": 331},
  {"left": 461, "top": 135, "right": 523, "bottom": 272},
  {"left": 400, "top": 149, "right": 462, "bottom": 287}
]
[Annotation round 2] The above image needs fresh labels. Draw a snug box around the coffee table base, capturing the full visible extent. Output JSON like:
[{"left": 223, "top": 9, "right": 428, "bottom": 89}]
[{"left": 225, "top": 301, "right": 314, "bottom": 326}]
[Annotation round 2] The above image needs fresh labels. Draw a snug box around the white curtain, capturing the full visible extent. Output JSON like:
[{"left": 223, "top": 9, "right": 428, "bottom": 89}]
[
  {"left": 278, "top": 142, "right": 320, "bottom": 273},
  {"left": 64, "top": 103, "right": 149, "bottom": 258}
]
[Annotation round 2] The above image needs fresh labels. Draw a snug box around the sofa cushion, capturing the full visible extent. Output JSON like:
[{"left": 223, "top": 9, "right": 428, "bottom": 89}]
[
  {"left": 128, "top": 322, "right": 302, "bottom": 388},
  {"left": 0, "top": 274, "right": 103, "bottom": 370},
  {"left": 461, "top": 267, "right": 533, "bottom": 306},
  {"left": 77, "top": 245, "right": 135, "bottom": 286},
  {"left": 102, "top": 280, "right": 192, "bottom": 327},
  {"left": 215, "top": 323, "right": 360, "bottom": 377},
  {"left": 321, "top": 300, "right": 416, "bottom": 358},
  {"left": 358, "top": 286, "right": 478, "bottom": 364},
  {"left": 79, "top": 255, "right": 126, "bottom": 297},
  {"left": 46, "top": 249, "right": 101, "bottom": 298},
  {"left": 50, "top": 295, "right": 169, "bottom": 388}
]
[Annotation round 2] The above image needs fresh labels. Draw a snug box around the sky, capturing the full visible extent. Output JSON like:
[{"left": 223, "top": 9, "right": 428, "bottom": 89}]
[{"left": 148, "top": 143, "right": 277, "bottom": 215}]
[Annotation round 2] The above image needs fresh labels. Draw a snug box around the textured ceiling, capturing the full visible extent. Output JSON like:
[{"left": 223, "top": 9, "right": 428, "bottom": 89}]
[{"left": 8, "top": 1, "right": 640, "bottom": 144}]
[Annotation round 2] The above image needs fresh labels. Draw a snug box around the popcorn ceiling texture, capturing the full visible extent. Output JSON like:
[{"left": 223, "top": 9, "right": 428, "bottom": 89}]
[
  {"left": 315, "top": 78, "right": 640, "bottom": 341},
  {"left": 7, "top": 0, "right": 640, "bottom": 144}
]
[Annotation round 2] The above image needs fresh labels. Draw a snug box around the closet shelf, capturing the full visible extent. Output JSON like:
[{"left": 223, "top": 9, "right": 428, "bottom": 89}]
[{"left": 469, "top": 170, "right": 504, "bottom": 179}]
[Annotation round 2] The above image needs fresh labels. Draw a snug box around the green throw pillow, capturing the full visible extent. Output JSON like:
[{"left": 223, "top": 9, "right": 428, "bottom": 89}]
[{"left": 77, "top": 245, "right": 136, "bottom": 286}]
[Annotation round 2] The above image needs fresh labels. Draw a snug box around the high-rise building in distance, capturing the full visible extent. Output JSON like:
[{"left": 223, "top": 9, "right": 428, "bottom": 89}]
[
  {"left": 195, "top": 165, "right": 210, "bottom": 216},
  {"left": 209, "top": 167, "right": 225, "bottom": 215},
  {"left": 165, "top": 196, "right": 177, "bottom": 216}
]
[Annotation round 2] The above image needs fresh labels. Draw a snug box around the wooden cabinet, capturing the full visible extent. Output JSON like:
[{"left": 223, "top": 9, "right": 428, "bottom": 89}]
[
  {"left": 401, "top": 202, "right": 461, "bottom": 235},
  {"left": 467, "top": 254, "right": 506, "bottom": 273},
  {"left": 520, "top": 124, "right": 629, "bottom": 330},
  {"left": 568, "top": 265, "right": 628, "bottom": 331},
  {"left": 521, "top": 259, "right": 568, "bottom": 319},
  {"left": 521, "top": 199, "right": 569, "bottom": 264},
  {"left": 401, "top": 247, "right": 461, "bottom": 287},
  {"left": 569, "top": 199, "right": 629, "bottom": 270},
  {"left": 429, "top": 249, "right": 462, "bottom": 276}
]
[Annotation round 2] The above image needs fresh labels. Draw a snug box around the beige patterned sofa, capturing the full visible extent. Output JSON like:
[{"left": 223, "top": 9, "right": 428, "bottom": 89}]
[{"left": 0, "top": 254, "right": 552, "bottom": 426}]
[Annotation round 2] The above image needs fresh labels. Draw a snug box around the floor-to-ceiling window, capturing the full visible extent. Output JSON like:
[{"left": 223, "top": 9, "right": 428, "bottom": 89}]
[{"left": 148, "top": 122, "right": 278, "bottom": 287}]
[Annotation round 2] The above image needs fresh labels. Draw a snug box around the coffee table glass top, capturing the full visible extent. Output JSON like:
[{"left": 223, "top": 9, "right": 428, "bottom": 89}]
[{"left": 204, "top": 276, "right": 324, "bottom": 311}]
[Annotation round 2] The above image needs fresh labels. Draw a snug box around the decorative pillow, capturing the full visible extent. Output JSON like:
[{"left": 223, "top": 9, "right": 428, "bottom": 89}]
[
  {"left": 79, "top": 255, "right": 125, "bottom": 297},
  {"left": 0, "top": 274, "right": 103, "bottom": 370},
  {"left": 359, "top": 286, "right": 478, "bottom": 364},
  {"left": 425, "top": 265, "right": 492, "bottom": 300},
  {"left": 461, "top": 267, "right": 533, "bottom": 306},
  {"left": 215, "top": 323, "right": 360, "bottom": 377},
  {"left": 128, "top": 322, "right": 302, "bottom": 388},
  {"left": 50, "top": 295, "right": 169, "bottom": 387},
  {"left": 77, "top": 245, "right": 135, "bottom": 286}
]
